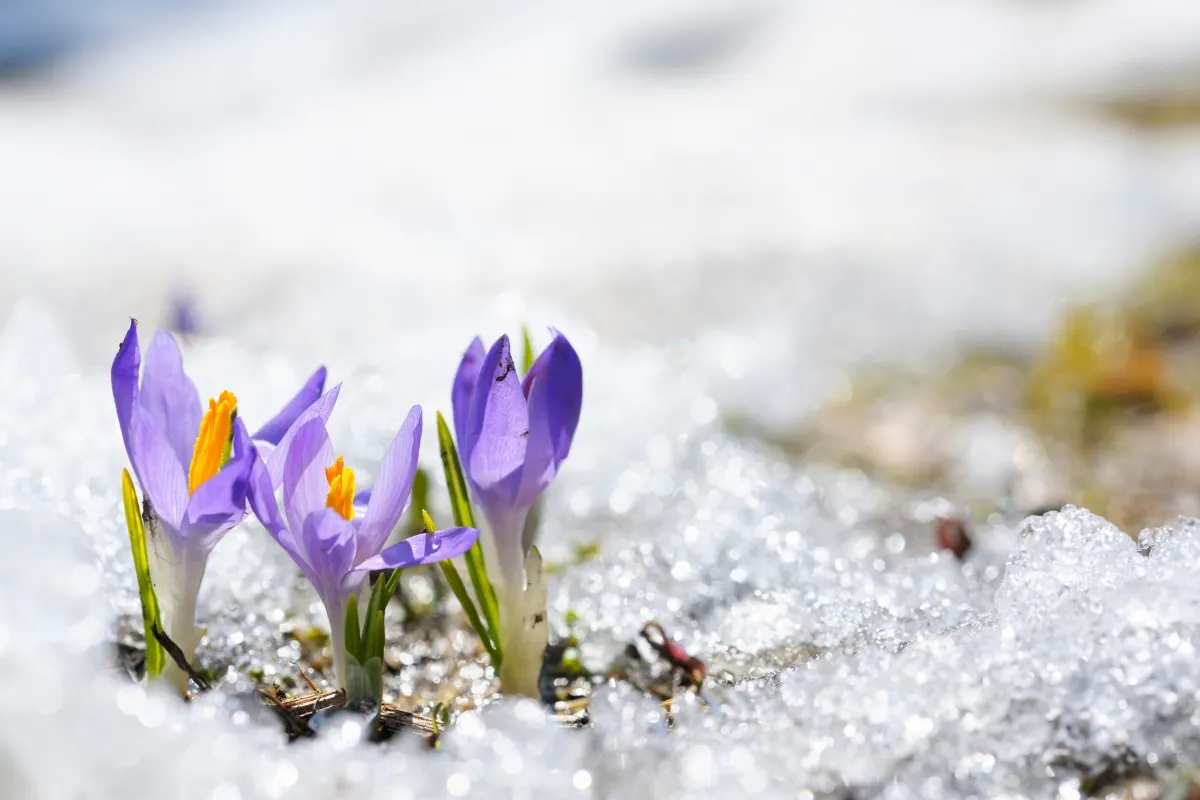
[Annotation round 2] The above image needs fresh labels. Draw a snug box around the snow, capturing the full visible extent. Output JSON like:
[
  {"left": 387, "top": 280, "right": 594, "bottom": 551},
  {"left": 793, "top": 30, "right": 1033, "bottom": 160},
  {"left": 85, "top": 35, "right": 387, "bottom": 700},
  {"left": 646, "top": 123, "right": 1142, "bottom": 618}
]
[{"left": 3, "top": 0, "right": 1200, "bottom": 795}]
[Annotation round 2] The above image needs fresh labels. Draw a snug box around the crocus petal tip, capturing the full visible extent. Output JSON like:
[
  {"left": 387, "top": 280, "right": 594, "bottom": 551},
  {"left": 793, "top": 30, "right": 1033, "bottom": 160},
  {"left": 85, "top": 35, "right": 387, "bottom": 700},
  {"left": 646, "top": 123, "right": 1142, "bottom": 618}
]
[{"left": 355, "top": 526, "right": 480, "bottom": 572}]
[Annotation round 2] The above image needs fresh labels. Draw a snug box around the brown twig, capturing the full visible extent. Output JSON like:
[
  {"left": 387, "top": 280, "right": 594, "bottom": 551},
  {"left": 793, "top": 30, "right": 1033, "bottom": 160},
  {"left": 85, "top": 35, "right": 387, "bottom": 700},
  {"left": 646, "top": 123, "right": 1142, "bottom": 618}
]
[
  {"left": 289, "top": 661, "right": 320, "bottom": 693},
  {"left": 279, "top": 689, "right": 345, "bottom": 718},
  {"left": 269, "top": 689, "right": 436, "bottom": 743},
  {"left": 150, "top": 622, "right": 211, "bottom": 691},
  {"left": 379, "top": 706, "right": 436, "bottom": 740},
  {"left": 258, "top": 689, "right": 315, "bottom": 740}
]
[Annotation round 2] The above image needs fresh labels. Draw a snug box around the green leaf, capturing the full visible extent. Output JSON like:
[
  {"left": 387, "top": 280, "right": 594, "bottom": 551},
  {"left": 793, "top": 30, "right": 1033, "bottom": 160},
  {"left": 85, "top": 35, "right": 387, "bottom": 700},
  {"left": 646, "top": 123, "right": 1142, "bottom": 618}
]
[
  {"left": 383, "top": 567, "right": 403, "bottom": 601},
  {"left": 344, "top": 652, "right": 377, "bottom": 702},
  {"left": 363, "top": 609, "right": 386, "bottom": 663},
  {"left": 365, "top": 573, "right": 389, "bottom": 628},
  {"left": 521, "top": 324, "right": 536, "bottom": 375},
  {"left": 348, "top": 592, "right": 390, "bottom": 704},
  {"left": 435, "top": 413, "right": 502, "bottom": 652},
  {"left": 361, "top": 656, "right": 383, "bottom": 704},
  {"left": 122, "top": 470, "right": 165, "bottom": 678},
  {"left": 435, "top": 413, "right": 476, "bottom": 529},
  {"left": 344, "top": 594, "right": 362, "bottom": 662},
  {"left": 404, "top": 468, "right": 429, "bottom": 537},
  {"left": 464, "top": 546, "right": 501, "bottom": 648},
  {"left": 439, "top": 556, "right": 502, "bottom": 668}
]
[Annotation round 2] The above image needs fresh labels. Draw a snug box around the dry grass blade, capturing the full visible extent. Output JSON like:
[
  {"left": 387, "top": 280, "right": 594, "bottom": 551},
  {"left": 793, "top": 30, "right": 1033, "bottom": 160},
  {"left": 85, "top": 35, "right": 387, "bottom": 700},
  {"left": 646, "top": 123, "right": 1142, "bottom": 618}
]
[{"left": 150, "top": 622, "right": 211, "bottom": 691}]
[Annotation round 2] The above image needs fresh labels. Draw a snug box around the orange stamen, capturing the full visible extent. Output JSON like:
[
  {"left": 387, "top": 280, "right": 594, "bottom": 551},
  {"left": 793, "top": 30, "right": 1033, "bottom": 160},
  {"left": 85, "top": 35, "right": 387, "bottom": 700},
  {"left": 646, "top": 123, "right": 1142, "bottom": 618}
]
[
  {"left": 188, "top": 390, "right": 238, "bottom": 494},
  {"left": 325, "top": 456, "right": 356, "bottom": 520}
]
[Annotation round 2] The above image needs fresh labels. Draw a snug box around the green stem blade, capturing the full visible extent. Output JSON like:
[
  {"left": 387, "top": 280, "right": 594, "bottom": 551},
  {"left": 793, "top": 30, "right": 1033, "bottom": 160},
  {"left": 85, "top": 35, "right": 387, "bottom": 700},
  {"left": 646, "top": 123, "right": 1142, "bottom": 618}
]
[
  {"left": 439, "top": 557, "right": 502, "bottom": 668},
  {"left": 383, "top": 567, "right": 403, "bottom": 600},
  {"left": 521, "top": 324, "right": 536, "bottom": 375},
  {"left": 435, "top": 413, "right": 502, "bottom": 655},
  {"left": 436, "top": 412, "right": 476, "bottom": 528},
  {"left": 344, "top": 594, "right": 362, "bottom": 662},
  {"left": 363, "top": 609, "right": 386, "bottom": 663},
  {"left": 463, "top": 545, "right": 501, "bottom": 657},
  {"left": 404, "top": 468, "right": 430, "bottom": 537},
  {"left": 121, "top": 470, "right": 165, "bottom": 679},
  {"left": 365, "top": 571, "right": 390, "bottom": 626}
]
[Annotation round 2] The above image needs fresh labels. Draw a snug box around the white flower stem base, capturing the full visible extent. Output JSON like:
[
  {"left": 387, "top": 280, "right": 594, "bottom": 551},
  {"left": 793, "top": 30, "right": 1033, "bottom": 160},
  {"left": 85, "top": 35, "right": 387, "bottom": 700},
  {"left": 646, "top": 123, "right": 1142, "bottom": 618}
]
[
  {"left": 145, "top": 527, "right": 206, "bottom": 694},
  {"left": 498, "top": 546, "right": 549, "bottom": 698}
]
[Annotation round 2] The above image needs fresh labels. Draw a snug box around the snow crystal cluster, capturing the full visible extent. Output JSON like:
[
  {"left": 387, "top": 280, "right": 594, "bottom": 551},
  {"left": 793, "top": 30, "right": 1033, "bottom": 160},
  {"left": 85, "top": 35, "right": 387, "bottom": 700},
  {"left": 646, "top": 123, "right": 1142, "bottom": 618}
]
[
  {"left": 5, "top": 0, "right": 1200, "bottom": 792},
  {"left": 0, "top": 300, "right": 1198, "bottom": 799}
]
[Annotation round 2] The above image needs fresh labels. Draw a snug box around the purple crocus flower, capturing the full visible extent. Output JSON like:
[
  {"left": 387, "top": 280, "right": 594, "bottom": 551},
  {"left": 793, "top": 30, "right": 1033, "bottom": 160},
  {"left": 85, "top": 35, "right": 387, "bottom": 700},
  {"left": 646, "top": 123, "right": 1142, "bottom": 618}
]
[
  {"left": 169, "top": 291, "right": 202, "bottom": 337},
  {"left": 246, "top": 405, "right": 479, "bottom": 689},
  {"left": 452, "top": 331, "right": 582, "bottom": 592},
  {"left": 111, "top": 318, "right": 328, "bottom": 689},
  {"left": 452, "top": 331, "right": 581, "bottom": 695}
]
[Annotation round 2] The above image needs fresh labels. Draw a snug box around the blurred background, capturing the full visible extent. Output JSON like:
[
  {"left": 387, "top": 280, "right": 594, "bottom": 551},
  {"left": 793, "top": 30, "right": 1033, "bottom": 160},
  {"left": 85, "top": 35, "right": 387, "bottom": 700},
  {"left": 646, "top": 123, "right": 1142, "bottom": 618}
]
[{"left": 4, "top": 0, "right": 1200, "bottom": 525}]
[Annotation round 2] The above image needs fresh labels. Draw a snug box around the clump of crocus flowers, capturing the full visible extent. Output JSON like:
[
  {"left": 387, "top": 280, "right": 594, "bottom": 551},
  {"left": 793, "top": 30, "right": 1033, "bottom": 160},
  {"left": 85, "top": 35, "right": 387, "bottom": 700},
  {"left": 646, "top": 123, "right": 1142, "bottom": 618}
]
[{"left": 114, "top": 320, "right": 582, "bottom": 705}]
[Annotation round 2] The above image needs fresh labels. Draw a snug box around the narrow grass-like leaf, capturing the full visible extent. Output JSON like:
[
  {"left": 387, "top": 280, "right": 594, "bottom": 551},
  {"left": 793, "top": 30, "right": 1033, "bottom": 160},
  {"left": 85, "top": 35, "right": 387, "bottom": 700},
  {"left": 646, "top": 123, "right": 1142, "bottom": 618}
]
[
  {"left": 463, "top": 545, "right": 501, "bottom": 658},
  {"left": 361, "top": 656, "right": 383, "bottom": 704},
  {"left": 435, "top": 413, "right": 501, "bottom": 649},
  {"left": 383, "top": 567, "right": 403, "bottom": 601},
  {"left": 344, "top": 653, "right": 372, "bottom": 701},
  {"left": 521, "top": 324, "right": 536, "bottom": 375},
  {"left": 404, "top": 468, "right": 429, "bottom": 537},
  {"left": 431, "top": 703, "right": 445, "bottom": 735},
  {"left": 365, "top": 573, "right": 389, "bottom": 627},
  {"left": 435, "top": 413, "right": 476, "bottom": 528},
  {"left": 438, "top": 553, "right": 502, "bottom": 667},
  {"left": 363, "top": 610, "right": 386, "bottom": 663},
  {"left": 344, "top": 594, "right": 362, "bottom": 661},
  {"left": 122, "top": 470, "right": 165, "bottom": 678}
]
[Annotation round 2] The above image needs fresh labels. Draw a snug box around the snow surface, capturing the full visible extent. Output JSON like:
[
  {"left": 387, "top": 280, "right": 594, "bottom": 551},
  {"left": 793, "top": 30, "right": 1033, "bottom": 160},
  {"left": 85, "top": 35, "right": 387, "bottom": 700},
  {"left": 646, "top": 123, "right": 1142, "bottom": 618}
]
[
  {"left": 3, "top": 0, "right": 1200, "bottom": 796},
  {"left": 3, "top": 299, "right": 1200, "bottom": 798}
]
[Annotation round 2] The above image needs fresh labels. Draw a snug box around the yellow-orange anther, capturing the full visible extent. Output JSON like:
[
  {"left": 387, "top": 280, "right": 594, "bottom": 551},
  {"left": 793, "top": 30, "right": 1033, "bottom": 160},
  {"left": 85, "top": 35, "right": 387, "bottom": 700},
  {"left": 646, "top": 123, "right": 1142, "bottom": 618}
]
[
  {"left": 325, "top": 456, "right": 356, "bottom": 520},
  {"left": 188, "top": 390, "right": 238, "bottom": 494}
]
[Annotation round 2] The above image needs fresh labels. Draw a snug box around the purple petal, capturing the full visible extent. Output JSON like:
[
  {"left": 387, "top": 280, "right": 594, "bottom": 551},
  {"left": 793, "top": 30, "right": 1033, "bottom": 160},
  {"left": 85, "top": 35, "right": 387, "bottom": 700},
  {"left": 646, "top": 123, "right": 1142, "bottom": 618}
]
[
  {"left": 265, "top": 384, "right": 341, "bottom": 488},
  {"left": 357, "top": 406, "right": 422, "bottom": 559},
  {"left": 354, "top": 526, "right": 479, "bottom": 573},
  {"left": 252, "top": 366, "right": 328, "bottom": 446},
  {"left": 517, "top": 331, "right": 583, "bottom": 506},
  {"left": 170, "top": 292, "right": 201, "bottom": 337},
  {"left": 129, "top": 408, "right": 189, "bottom": 532},
  {"left": 111, "top": 319, "right": 140, "bottom": 459},
  {"left": 180, "top": 417, "right": 253, "bottom": 551},
  {"left": 298, "top": 507, "right": 358, "bottom": 604},
  {"left": 353, "top": 487, "right": 372, "bottom": 506},
  {"left": 452, "top": 337, "right": 486, "bottom": 462},
  {"left": 246, "top": 442, "right": 288, "bottom": 541},
  {"left": 282, "top": 418, "right": 334, "bottom": 545},
  {"left": 138, "top": 330, "right": 203, "bottom": 471},
  {"left": 463, "top": 335, "right": 528, "bottom": 502},
  {"left": 252, "top": 440, "right": 276, "bottom": 463},
  {"left": 246, "top": 444, "right": 317, "bottom": 583}
]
